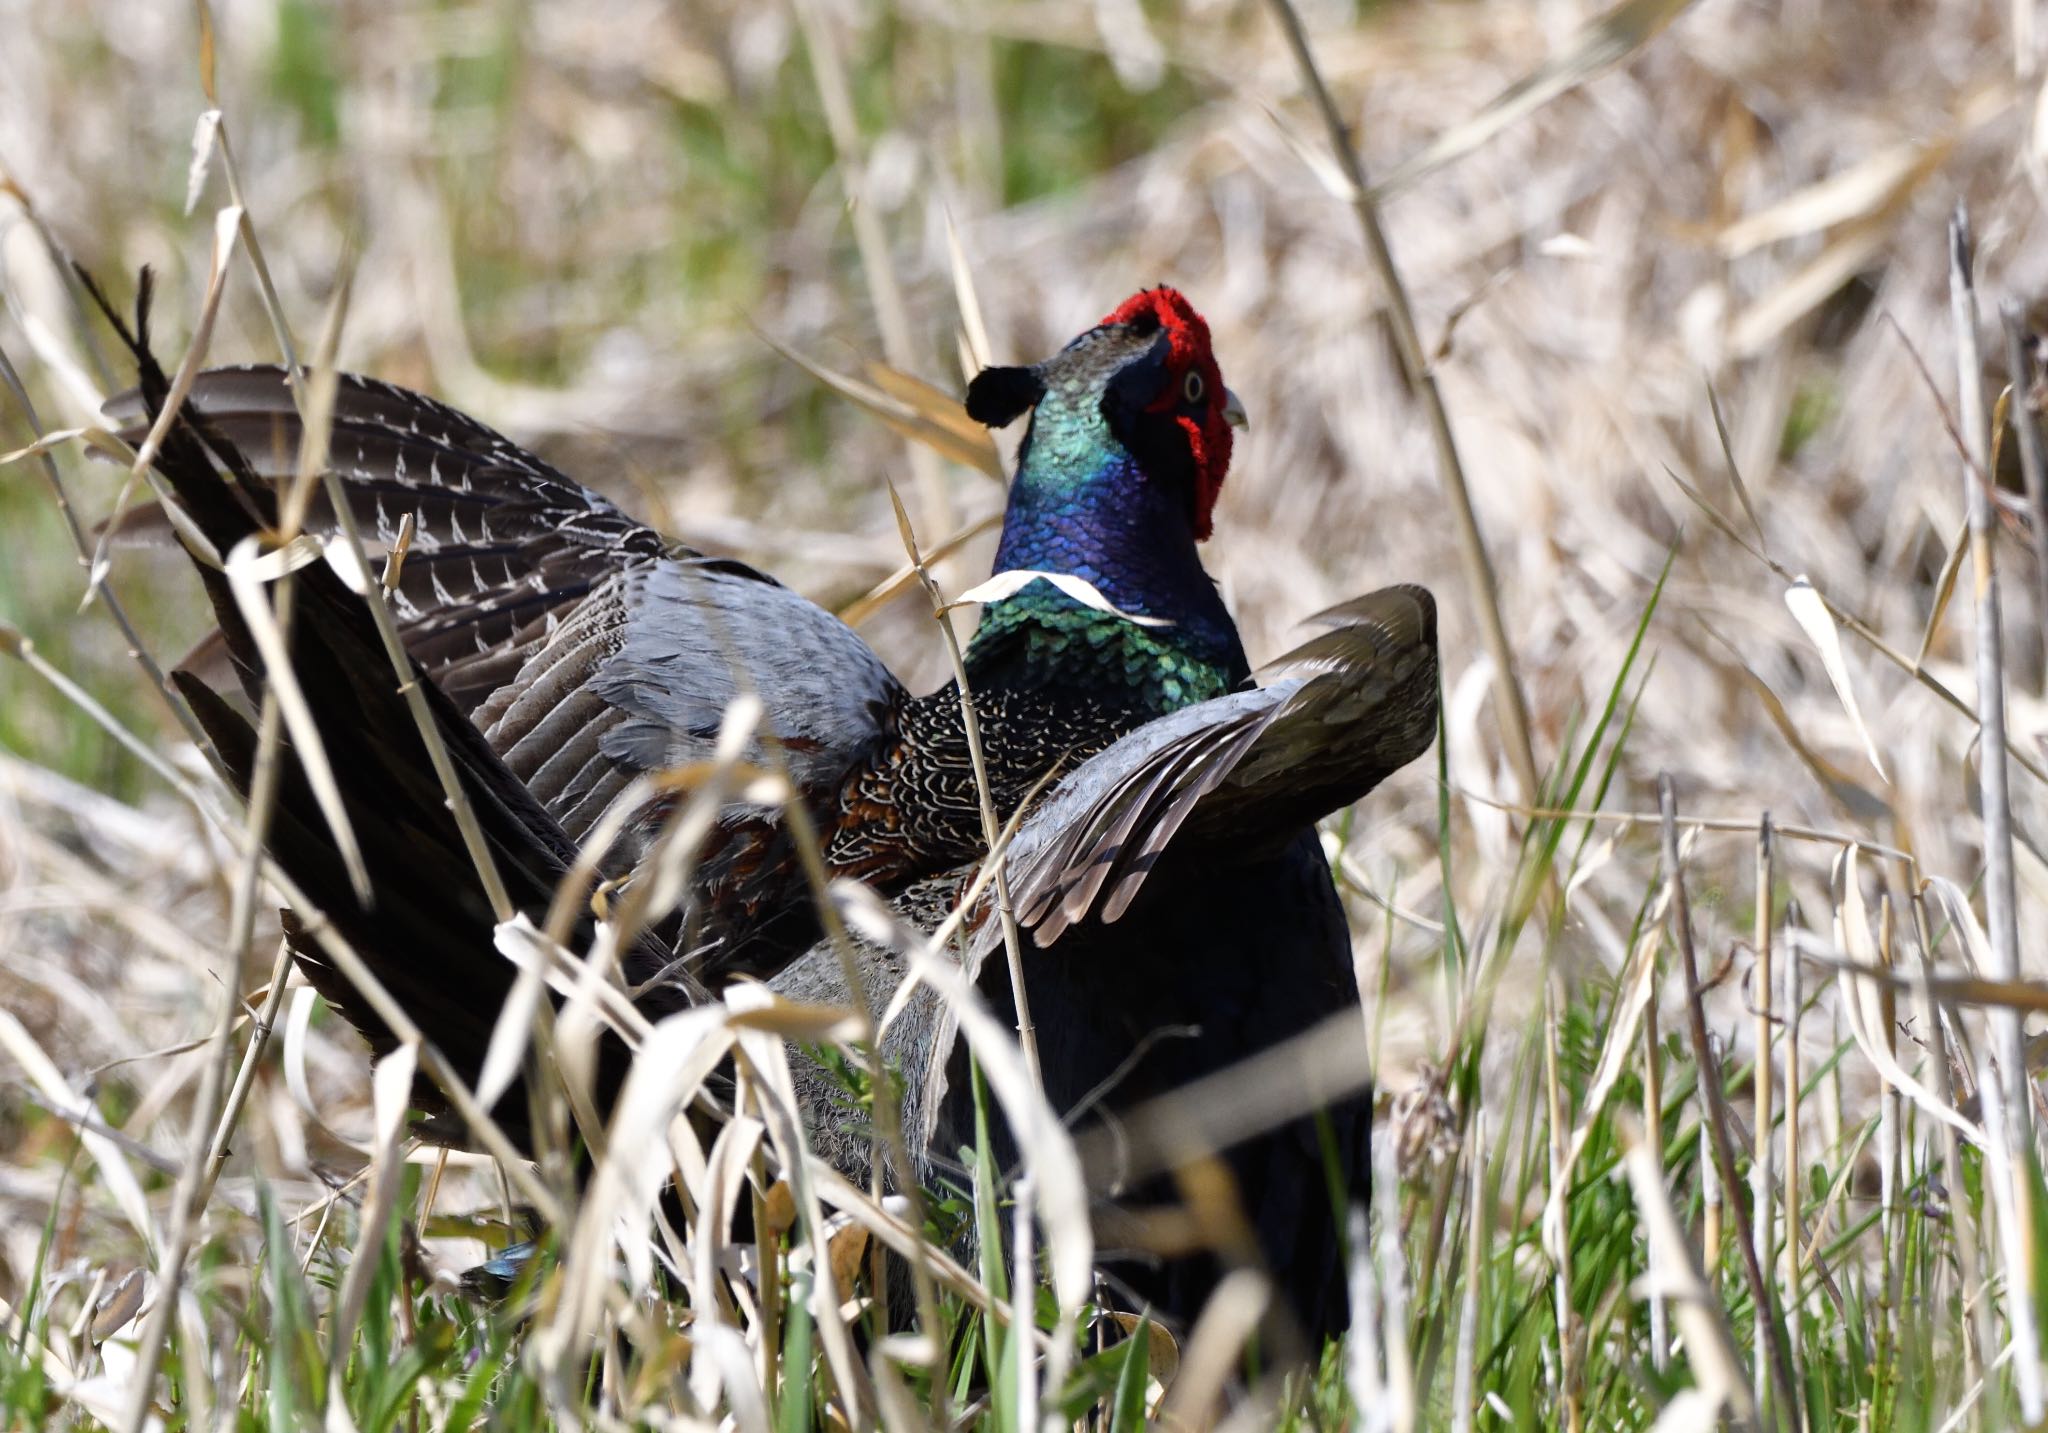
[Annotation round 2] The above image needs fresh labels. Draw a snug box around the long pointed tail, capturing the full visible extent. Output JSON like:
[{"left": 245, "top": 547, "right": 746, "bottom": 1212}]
[{"left": 85, "top": 270, "right": 685, "bottom": 1149}]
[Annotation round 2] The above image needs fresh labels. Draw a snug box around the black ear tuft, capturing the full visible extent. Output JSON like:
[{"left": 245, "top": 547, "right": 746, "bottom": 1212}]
[{"left": 965, "top": 365, "right": 1045, "bottom": 428}]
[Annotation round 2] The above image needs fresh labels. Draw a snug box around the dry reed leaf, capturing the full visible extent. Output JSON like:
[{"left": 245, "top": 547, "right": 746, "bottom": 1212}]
[
  {"left": 761, "top": 1179, "right": 797, "bottom": 1236},
  {"left": 826, "top": 1221, "right": 871, "bottom": 1303},
  {"left": 1156, "top": 1267, "right": 1271, "bottom": 1427},
  {"left": 691, "top": 1324, "right": 772, "bottom": 1433},
  {"left": 184, "top": 110, "right": 220, "bottom": 217},
  {"left": 1784, "top": 577, "right": 1889, "bottom": 783},
  {"left": 1370, "top": 0, "right": 1698, "bottom": 198},
  {"left": 942, "top": 205, "right": 994, "bottom": 377},
  {"left": 863, "top": 359, "right": 1003, "bottom": 480},
  {"left": 0, "top": 425, "right": 93, "bottom": 466},
  {"left": 1719, "top": 142, "right": 1944, "bottom": 259},
  {"left": 222, "top": 532, "right": 371, "bottom": 899},
  {"left": 725, "top": 995, "right": 866, "bottom": 1043},
  {"left": 1618, "top": 1123, "right": 1753, "bottom": 1424},
  {"left": 689, "top": 1114, "right": 767, "bottom": 1408},
  {"left": 1712, "top": 640, "right": 1888, "bottom": 821},
  {"left": 1728, "top": 217, "right": 1894, "bottom": 359},
  {"left": 763, "top": 332, "right": 1003, "bottom": 481},
  {"left": 834, "top": 510, "right": 1004, "bottom": 628},
  {"left": 724, "top": 992, "right": 873, "bottom": 1423},
  {"left": 1104, "top": 1308, "right": 1182, "bottom": 1391},
  {"left": 88, "top": 1270, "right": 145, "bottom": 1345},
  {"left": 477, "top": 916, "right": 554, "bottom": 1112},
  {"left": 537, "top": 1005, "right": 733, "bottom": 1368},
  {"left": 1915, "top": 515, "right": 1970, "bottom": 670},
  {"left": 806, "top": 1164, "right": 993, "bottom": 1314},
  {"left": 616, "top": 693, "right": 768, "bottom": 937}
]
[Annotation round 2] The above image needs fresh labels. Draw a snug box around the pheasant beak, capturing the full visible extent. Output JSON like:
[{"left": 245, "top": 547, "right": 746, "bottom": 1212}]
[{"left": 1221, "top": 387, "right": 1249, "bottom": 431}]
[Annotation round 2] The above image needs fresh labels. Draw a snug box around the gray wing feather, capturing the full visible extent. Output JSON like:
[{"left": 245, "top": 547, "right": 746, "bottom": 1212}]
[{"left": 589, "top": 559, "right": 905, "bottom": 796}]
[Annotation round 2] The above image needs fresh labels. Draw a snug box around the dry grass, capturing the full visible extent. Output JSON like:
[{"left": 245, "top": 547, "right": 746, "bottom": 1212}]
[{"left": 6, "top": 0, "right": 2048, "bottom": 1426}]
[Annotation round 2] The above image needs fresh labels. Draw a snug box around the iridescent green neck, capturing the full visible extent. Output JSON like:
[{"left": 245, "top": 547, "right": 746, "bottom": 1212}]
[{"left": 966, "top": 394, "right": 1246, "bottom": 714}]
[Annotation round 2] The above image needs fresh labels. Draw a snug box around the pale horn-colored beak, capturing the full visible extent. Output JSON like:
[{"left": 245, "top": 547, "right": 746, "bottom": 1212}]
[{"left": 1221, "top": 387, "right": 1249, "bottom": 430}]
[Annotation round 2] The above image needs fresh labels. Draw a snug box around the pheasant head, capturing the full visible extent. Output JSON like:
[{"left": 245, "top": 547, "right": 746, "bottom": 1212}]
[{"left": 963, "top": 287, "right": 1250, "bottom": 708}]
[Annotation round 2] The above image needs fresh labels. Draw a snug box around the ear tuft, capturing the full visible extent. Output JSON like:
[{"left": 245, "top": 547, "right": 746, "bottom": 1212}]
[{"left": 964, "top": 365, "right": 1045, "bottom": 428}]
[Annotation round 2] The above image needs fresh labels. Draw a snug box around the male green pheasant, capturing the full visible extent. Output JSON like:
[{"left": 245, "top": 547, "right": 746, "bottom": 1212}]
[{"left": 101, "top": 279, "right": 1436, "bottom": 1345}]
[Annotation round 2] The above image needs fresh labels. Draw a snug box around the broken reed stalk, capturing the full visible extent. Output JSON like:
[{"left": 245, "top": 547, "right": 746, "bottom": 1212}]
[
  {"left": 1260, "top": 0, "right": 1542, "bottom": 810},
  {"left": 1999, "top": 302, "right": 2048, "bottom": 691},
  {"left": 1751, "top": 815, "right": 1774, "bottom": 1423},
  {"left": 1658, "top": 773, "right": 1799, "bottom": 1423},
  {"left": 1951, "top": 206, "right": 2043, "bottom": 1421},
  {"left": 1781, "top": 896, "right": 1805, "bottom": 1408}
]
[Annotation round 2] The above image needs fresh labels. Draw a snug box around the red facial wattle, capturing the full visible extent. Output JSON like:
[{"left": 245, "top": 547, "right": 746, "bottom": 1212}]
[{"left": 1099, "top": 287, "right": 1234, "bottom": 541}]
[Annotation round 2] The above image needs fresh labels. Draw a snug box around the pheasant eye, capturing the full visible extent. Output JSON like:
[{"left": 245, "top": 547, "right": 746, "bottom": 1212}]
[{"left": 1182, "top": 370, "right": 1204, "bottom": 404}]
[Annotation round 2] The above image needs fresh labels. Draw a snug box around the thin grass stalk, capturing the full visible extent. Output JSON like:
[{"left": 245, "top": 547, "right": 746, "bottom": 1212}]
[
  {"left": 1951, "top": 207, "right": 2042, "bottom": 1420},
  {"left": 199, "top": 939, "right": 293, "bottom": 1187},
  {"left": 768, "top": 797, "right": 950, "bottom": 1408},
  {"left": 886, "top": 482, "right": 1038, "bottom": 1084},
  {"left": 1643, "top": 965, "right": 1668, "bottom": 1374},
  {"left": 1997, "top": 304, "right": 2048, "bottom": 690},
  {"left": 1259, "top": 0, "right": 1541, "bottom": 809},
  {"left": 1659, "top": 773, "right": 1800, "bottom": 1422},
  {"left": 1450, "top": 1109, "right": 1485, "bottom": 1433},
  {"left": 1752, "top": 815, "right": 1775, "bottom": 1423},
  {"left": 1543, "top": 974, "right": 1581, "bottom": 1429},
  {"left": 1912, "top": 895, "right": 1988, "bottom": 1425},
  {"left": 1376, "top": 1133, "right": 1417, "bottom": 1433}
]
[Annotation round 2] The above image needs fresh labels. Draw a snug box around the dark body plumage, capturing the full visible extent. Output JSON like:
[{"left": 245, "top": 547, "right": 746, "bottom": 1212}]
[{"left": 100, "top": 280, "right": 1437, "bottom": 1351}]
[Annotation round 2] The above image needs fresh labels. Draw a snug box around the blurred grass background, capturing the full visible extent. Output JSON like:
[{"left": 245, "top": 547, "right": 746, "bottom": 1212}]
[{"left": 7, "top": 0, "right": 2048, "bottom": 1424}]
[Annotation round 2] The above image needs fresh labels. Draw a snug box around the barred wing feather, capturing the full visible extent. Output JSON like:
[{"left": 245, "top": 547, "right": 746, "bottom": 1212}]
[
  {"left": 107, "top": 367, "right": 908, "bottom": 848},
  {"left": 1004, "top": 584, "right": 1438, "bottom": 943}
]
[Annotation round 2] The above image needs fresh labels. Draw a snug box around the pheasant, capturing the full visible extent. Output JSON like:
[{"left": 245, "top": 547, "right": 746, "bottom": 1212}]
[{"left": 99, "top": 278, "right": 1437, "bottom": 1346}]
